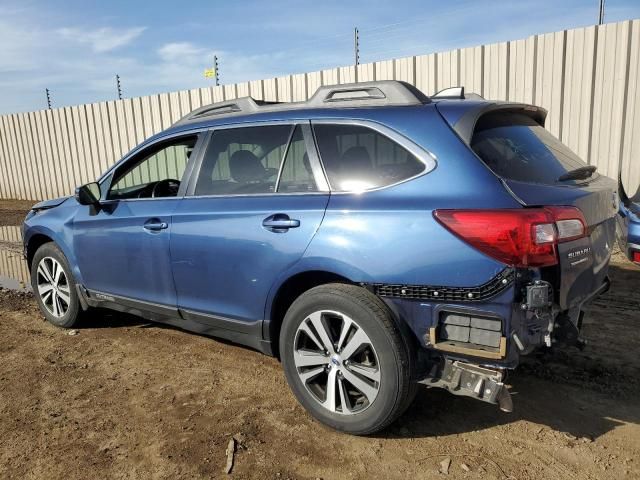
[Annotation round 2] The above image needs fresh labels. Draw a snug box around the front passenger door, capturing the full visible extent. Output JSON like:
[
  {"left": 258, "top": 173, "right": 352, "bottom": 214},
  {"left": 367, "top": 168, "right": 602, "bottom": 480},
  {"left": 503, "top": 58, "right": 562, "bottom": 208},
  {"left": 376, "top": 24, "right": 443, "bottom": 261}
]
[{"left": 73, "top": 133, "right": 204, "bottom": 307}]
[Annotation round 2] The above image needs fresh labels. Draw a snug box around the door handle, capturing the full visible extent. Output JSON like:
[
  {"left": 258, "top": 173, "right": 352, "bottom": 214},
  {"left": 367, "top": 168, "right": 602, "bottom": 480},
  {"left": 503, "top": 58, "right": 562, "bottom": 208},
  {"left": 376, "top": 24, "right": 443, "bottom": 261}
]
[
  {"left": 262, "top": 214, "right": 300, "bottom": 232},
  {"left": 143, "top": 221, "right": 168, "bottom": 231}
]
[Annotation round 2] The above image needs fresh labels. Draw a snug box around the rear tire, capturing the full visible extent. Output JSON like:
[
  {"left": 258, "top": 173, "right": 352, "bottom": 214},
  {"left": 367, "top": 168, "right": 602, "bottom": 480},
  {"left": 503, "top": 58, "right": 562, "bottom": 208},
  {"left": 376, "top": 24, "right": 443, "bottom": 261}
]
[
  {"left": 30, "top": 242, "right": 82, "bottom": 328},
  {"left": 280, "top": 283, "right": 414, "bottom": 435}
]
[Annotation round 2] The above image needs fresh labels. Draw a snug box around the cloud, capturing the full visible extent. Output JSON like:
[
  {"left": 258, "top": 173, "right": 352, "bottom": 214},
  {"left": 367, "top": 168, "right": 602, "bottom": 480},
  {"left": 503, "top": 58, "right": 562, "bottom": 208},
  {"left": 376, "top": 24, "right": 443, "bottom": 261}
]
[
  {"left": 157, "top": 42, "right": 210, "bottom": 63},
  {"left": 1, "top": 0, "right": 639, "bottom": 114},
  {"left": 56, "top": 26, "right": 146, "bottom": 53}
]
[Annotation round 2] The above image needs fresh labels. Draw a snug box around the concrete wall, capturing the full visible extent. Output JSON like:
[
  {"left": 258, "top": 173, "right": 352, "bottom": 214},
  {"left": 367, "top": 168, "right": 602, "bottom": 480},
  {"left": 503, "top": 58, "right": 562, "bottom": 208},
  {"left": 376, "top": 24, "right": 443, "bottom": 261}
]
[{"left": 0, "top": 19, "right": 639, "bottom": 201}]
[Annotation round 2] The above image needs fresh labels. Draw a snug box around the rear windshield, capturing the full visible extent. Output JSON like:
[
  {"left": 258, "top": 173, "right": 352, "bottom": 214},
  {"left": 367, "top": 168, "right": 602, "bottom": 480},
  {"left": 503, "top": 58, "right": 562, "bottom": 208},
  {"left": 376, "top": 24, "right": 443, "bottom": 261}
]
[{"left": 471, "top": 112, "right": 594, "bottom": 185}]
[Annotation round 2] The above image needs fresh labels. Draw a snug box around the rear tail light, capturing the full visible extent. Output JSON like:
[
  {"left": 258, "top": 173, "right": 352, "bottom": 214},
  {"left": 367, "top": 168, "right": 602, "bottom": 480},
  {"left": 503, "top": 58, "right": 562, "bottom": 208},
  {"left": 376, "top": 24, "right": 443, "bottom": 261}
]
[
  {"left": 633, "top": 251, "right": 640, "bottom": 263},
  {"left": 547, "top": 206, "right": 586, "bottom": 241},
  {"left": 556, "top": 219, "right": 585, "bottom": 240},
  {"left": 533, "top": 223, "right": 555, "bottom": 244},
  {"left": 433, "top": 207, "right": 587, "bottom": 267}
]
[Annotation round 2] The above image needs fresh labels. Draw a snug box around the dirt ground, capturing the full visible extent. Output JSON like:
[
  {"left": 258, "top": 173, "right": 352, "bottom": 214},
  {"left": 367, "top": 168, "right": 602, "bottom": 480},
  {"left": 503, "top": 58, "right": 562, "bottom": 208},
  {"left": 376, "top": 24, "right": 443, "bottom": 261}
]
[
  {"left": 0, "top": 199, "right": 36, "bottom": 227},
  {"left": 0, "top": 200, "right": 639, "bottom": 480}
]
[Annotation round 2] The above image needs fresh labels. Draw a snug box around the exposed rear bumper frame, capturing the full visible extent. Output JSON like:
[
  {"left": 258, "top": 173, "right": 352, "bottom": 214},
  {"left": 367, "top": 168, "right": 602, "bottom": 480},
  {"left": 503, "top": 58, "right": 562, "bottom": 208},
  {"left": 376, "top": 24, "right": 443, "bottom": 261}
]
[{"left": 419, "top": 358, "right": 513, "bottom": 412}]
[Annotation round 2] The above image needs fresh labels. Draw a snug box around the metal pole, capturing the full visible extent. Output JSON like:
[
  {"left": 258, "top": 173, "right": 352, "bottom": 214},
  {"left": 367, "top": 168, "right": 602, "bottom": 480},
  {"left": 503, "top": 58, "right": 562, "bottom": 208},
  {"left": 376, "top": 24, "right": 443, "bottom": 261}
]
[
  {"left": 354, "top": 27, "right": 360, "bottom": 82},
  {"left": 354, "top": 27, "right": 360, "bottom": 66},
  {"left": 214, "top": 55, "right": 220, "bottom": 86},
  {"left": 45, "top": 88, "right": 52, "bottom": 109},
  {"left": 116, "top": 74, "right": 123, "bottom": 100},
  {"left": 598, "top": 0, "right": 605, "bottom": 25}
]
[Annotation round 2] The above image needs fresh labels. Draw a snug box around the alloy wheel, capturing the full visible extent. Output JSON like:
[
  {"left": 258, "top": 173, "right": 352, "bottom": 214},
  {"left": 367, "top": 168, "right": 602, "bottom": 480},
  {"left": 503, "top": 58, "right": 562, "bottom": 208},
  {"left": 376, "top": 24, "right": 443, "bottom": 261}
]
[
  {"left": 293, "top": 310, "right": 381, "bottom": 415},
  {"left": 36, "top": 257, "right": 70, "bottom": 318}
]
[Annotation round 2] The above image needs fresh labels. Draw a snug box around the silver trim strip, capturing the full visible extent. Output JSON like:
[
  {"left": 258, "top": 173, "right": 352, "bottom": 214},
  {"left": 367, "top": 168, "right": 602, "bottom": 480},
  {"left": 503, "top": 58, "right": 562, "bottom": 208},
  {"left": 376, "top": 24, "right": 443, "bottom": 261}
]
[
  {"left": 87, "top": 289, "right": 177, "bottom": 314},
  {"left": 180, "top": 191, "right": 330, "bottom": 200}
]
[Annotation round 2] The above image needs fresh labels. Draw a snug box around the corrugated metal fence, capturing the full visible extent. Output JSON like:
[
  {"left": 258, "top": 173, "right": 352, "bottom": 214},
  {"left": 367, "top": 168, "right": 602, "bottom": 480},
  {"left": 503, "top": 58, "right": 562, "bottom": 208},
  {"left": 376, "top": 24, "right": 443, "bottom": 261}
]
[
  {"left": 0, "top": 226, "right": 30, "bottom": 289},
  {"left": 0, "top": 19, "right": 639, "bottom": 201}
]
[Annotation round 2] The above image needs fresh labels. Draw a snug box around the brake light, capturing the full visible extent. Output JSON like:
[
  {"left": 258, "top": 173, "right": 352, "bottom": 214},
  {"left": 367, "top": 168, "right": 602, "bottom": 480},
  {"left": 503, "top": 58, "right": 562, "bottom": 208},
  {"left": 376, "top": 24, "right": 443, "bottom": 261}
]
[
  {"left": 633, "top": 251, "right": 640, "bottom": 263},
  {"left": 433, "top": 207, "right": 587, "bottom": 267}
]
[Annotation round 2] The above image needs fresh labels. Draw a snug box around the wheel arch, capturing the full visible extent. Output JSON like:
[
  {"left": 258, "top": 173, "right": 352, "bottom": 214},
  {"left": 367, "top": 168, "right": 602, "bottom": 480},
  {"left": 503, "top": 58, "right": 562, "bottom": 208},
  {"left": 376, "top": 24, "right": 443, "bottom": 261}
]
[
  {"left": 24, "top": 226, "right": 82, "bottom": 284},
  {"left": 26, "top": 233, "right": 55, "bottom": 268},
  {"left": 266, "top": 270, "right": 354, "bottom": 358}
]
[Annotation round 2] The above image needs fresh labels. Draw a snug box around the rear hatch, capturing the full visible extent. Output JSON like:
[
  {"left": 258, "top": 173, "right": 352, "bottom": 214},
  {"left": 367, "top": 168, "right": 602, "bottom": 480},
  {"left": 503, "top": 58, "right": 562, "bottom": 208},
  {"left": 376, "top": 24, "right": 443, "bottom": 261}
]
[{"left": 440, "top": 103, "right": 618, "bottom": 310}]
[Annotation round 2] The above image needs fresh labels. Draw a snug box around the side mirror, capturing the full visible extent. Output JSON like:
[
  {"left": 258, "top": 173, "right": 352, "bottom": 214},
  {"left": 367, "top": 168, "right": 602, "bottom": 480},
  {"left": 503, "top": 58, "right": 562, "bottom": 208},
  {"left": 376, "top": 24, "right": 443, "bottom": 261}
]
[{"left": 75, "top": 182, "right": 101, "bottom": 205}]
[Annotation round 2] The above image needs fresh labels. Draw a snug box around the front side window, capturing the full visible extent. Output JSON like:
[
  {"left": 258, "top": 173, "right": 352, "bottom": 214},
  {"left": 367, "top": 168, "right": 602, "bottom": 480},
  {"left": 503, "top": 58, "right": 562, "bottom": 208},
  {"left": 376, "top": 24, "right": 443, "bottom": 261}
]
[
  {"left": 194, "top": 124, "right": 310, "bottom": 196},
  {"left": 108, "top": 135, "right": 197, "bottom": 199},
  {"left": 313, "top": 124, "right": 426, "bottom": 192}
]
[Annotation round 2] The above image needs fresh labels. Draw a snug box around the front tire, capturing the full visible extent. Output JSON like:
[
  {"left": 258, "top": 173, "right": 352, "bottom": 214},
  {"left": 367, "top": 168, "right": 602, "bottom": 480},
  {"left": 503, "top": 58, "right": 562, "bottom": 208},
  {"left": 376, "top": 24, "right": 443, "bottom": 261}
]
[
  {"left": 280, "top": 283, "right": 414, "bottom": 435},
  {"left": 30, "top": 242, "right": 82, "bottom": 328}
]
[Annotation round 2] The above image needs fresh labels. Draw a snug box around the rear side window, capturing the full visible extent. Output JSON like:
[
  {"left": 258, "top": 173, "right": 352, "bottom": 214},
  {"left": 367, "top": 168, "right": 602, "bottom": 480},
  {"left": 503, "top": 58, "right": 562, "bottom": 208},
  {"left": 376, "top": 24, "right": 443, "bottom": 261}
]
[
  {"left": 313, "top": 124, "right": 425, "bottom": 192},
  {"left": 471, "top": 112, "right": 593, "bottom": 185}
]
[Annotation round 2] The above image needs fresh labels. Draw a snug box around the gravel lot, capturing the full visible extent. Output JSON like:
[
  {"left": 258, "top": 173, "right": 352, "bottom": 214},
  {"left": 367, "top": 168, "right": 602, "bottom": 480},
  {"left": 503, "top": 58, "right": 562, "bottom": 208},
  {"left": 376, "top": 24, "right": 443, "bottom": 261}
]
[{"left": 1, "top": 200, "right": 639, "bottom": 479}]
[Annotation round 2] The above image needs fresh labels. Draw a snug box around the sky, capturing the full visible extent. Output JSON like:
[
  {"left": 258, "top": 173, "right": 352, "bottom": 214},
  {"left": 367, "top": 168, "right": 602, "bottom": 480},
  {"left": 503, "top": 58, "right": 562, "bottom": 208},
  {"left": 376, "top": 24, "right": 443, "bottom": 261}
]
[{"left": 0, "top": 0, "right": 638, "bottom": 114}]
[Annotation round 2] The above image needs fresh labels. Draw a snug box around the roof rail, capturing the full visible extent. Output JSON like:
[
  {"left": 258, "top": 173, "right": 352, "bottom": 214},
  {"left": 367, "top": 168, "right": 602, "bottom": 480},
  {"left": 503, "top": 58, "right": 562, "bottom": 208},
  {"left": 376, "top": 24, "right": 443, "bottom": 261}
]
[
  {"left": 172, "top": 80, "right": 431, "bottom": 126},
  {"left": 307, "top": 80, "right": 430, "bottom": 107},
  {"left": 185, "top": 97, "right": 283, "bottom": 120}
]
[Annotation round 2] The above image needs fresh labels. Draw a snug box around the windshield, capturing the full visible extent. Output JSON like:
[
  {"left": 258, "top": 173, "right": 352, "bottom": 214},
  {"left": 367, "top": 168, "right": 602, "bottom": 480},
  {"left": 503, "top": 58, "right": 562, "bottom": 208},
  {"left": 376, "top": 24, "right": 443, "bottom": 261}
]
[{"left": 471, "top": 112, "right": 595, "bottom": 186}]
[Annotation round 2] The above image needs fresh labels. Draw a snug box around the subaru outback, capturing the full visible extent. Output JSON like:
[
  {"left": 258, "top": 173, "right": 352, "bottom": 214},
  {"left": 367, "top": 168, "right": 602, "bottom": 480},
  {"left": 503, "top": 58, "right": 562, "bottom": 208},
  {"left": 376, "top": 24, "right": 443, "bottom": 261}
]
[{"left": 22, "top": 81, "right": 617, "bottom": 434}]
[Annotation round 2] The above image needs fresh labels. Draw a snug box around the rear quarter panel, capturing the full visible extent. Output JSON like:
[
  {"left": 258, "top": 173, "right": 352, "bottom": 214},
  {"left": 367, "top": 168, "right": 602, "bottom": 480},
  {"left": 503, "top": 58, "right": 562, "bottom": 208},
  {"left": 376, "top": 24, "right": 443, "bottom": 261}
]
[{"left": 301, "top": 106, "right": 522, "bottom": 287}]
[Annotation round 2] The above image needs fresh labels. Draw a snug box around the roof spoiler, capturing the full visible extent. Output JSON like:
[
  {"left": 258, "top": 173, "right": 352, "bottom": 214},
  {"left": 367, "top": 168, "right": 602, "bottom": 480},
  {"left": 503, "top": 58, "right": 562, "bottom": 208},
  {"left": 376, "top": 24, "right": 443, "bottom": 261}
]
[{"left": 449, "top": 103, "right": 548, "bottom": 144}]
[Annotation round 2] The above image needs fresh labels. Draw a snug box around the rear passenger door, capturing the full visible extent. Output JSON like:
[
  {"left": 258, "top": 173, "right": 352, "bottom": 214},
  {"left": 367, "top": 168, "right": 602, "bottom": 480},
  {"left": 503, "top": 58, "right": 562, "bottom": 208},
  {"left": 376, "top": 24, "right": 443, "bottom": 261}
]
[{"left": 170, "top": 122, "right": 329, "bottom": 329}]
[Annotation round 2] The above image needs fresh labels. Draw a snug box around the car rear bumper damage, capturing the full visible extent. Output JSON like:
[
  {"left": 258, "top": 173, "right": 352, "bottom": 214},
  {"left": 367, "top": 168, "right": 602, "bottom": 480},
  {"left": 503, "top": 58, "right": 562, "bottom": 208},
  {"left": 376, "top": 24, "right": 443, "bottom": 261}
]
[
  {"left": 418, "top": 359, "right": 514, "bottom": 412},
  {"left": 379, "top": 272, "right": 612, "bottom": 413}
]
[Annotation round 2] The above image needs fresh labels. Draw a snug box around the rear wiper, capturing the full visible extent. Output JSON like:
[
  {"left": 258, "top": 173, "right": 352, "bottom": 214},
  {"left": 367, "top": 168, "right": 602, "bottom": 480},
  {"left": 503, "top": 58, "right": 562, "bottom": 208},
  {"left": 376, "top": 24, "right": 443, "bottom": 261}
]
[{"left": 558, "top": 165, "right": 597, "bottom": 182}]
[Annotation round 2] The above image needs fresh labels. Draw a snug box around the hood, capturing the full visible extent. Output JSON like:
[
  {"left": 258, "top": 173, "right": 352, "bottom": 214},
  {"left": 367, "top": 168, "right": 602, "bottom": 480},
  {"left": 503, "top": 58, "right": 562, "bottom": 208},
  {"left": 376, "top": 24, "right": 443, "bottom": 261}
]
[{"left": 31, "top": 195, "right": 71, "bottom": 211}]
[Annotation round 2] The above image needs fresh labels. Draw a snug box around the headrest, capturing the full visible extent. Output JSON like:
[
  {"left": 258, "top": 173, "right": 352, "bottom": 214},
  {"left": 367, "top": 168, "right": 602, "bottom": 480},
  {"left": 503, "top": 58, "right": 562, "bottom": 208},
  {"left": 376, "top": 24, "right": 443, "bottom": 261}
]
[
  {"left": 229, "top": 150, "right": 266, "bottom": 183},
  {"left": 341, "top": 146, "right": 371, "bottom": 171}
]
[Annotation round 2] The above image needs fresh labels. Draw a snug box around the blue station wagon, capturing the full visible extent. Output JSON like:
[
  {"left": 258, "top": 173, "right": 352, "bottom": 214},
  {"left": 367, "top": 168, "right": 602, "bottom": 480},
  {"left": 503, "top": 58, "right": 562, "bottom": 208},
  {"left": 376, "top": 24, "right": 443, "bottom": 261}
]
[
  {"left": 23, "top": 81, "right": 618, "bottom": 434},
  {"left": 617, "top": 173, "right": 640, "bottom": 265}
]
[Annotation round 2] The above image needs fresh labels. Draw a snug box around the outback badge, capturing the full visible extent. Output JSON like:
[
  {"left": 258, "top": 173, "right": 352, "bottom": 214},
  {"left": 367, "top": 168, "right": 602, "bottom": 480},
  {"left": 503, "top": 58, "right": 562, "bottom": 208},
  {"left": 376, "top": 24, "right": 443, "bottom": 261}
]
[{"left": 567, "top": 246, "right": 591, "bottom": 266}]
